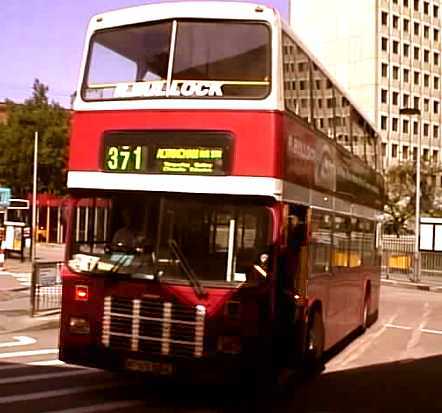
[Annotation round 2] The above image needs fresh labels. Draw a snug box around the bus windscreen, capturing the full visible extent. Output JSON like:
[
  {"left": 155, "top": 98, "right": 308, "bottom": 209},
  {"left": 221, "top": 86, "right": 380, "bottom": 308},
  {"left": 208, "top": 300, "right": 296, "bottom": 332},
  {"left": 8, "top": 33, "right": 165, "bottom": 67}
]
[{"left": 83, "top": 20, "right": 271, "bottom": 100}]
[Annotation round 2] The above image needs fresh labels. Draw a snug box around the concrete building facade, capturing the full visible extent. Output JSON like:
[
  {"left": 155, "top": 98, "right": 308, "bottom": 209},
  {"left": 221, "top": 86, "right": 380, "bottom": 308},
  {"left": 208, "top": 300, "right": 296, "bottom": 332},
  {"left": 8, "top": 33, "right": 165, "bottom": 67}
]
[{"left": 290, "top": 0, "right": 442, "bottom": 171}]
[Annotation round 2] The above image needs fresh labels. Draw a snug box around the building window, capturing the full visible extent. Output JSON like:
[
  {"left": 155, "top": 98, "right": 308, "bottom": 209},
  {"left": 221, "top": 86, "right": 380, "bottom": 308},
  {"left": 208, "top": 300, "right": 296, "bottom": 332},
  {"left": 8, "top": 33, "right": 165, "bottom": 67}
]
[
  {"left": 414, "top": 21, "right": 420, "bottom": 36},
  {"left": 382, "top": 142, "right": 387, "bottom": 157},
  {"left": 435, "top": 76, "right": 440, "bottom": 90},
  {"left": 434, "top": 5, "right": 439, "bottom": 18},
  {"left": 403, "top": 93, "right": 409, "bottom": 107},
  {"left": 413, "top": 147, "right": 417, "bottom": 161},
  {"left": 381, "top": 37, "right": 388, "bottom": 51},
  {"left": 434, "top": 28, "right": 439, "bottom": 42},
  {"left": 381, "top": 115, "right": 388, "bottom": 130},
  {"left": 403, "top": 119, "right": 409, "bottom": 133},
  {"left": 434, "top": 125, "right": 439, "bottom": 139},
  {"left": 381, "top": 11, "right": 388, "bottom": 25},
  {"left": 413, "top": 121, "right": 419, "bottom": 134},
  {"left": 393, "top": 15, "right": 399, "bottom": 29},
  {"left": 403, "top": 43, "right": 410, "bottom": 57},
  {"left": 414, "top": 46, "right": 420, "bottom": 60},
  {"left": 423, "top": 148, "right": 429, "bottom": 160},
  {"left": 382, "top": 63, "right": 388, "bottom": 77},
  {"left": 392, "top": 40, "right": 399, "bottom": 54},
  {"left": 434, "top": 100, "right": 439, "bottom": 114},
  {"left": 392, "top": 118, "right": 398, "bottom": 131},
  {"left": 424, "top": 98, "right": 429, "bottom": 112},
  {"left": 434, "top": 52, "right": 440, "bottom": 66},
  {"left": 414, "top": 71, "right": 420, "bottom": 85},
  {"left": 424, "top": 73, "right": 430, "bottom": 87},
  {"left": 414, "top": 96, "right": 420, "bottom": 109},
  {"left": 393, "top": 66, "right": 399, "bottom": 80},
  {"left": 414, "top": 0, "right": 419, "bottom": 12},
  {"left": 403, "top": 145, "right": 409, "bottom": 160},
  {"left": 403, "top": 68, "right": 410, "bottom": 82},
  {"left": 392, "top": 91, "right": 399, "bottom": 105},
  {"left": 381, "top": 89, "right": 388, "bottom": 103},
  {"left": 433, "top": 150, "right": 438, "bottom": 162},
  {"left": 404, "top": 0, "right": 409, "bottom": 7},
  {"left": 424, "top": 25, "right": 429, "bottom": 39},
  {"left": 424, "top": 1, "right": 429, "bottom": 15},
  {"left": 424, "top": 123, "right": 429, "bottom": 137},
  {"left": 392, "top": 144, "right": 398, "bottom": 158},
  {"left": 424, "top": 49, "right": 430, "bottom": 63}
]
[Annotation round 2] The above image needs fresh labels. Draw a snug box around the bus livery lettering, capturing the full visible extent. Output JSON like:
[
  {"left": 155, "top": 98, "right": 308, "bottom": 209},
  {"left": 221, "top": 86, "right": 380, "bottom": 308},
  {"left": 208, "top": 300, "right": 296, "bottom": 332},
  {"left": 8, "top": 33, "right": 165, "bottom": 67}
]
[{"left": 114, "top": 81, "right": 224, "bottom": 98}]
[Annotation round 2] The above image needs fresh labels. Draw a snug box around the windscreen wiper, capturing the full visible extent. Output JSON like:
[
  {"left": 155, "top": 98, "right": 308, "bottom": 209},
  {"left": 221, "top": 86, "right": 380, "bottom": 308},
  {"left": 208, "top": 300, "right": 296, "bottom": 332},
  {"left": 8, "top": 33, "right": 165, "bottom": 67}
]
[{"left": 168, "top": 239, "right": 207, "bottom": 299}]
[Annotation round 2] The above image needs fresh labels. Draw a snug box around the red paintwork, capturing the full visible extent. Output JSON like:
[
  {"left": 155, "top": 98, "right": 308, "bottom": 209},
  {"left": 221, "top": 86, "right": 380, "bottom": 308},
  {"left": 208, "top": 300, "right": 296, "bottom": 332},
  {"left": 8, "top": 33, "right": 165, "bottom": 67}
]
[{"left": 69, "top": 110, "right": 284, "bottom": 178}]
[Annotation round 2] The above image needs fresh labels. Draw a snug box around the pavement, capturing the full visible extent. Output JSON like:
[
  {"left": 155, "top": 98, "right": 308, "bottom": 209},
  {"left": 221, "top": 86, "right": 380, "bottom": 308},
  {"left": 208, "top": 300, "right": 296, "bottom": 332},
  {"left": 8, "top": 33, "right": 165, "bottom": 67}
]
[{"left": 0, "top": 243, "right": 64, "bottom": 334}]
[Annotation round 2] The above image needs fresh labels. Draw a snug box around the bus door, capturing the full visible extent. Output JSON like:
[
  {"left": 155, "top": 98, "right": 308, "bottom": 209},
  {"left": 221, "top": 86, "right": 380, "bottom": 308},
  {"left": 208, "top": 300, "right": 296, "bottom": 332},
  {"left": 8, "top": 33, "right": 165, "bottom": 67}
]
[{"left": 276, "top": 204, "right": 308, "bottom": 365}]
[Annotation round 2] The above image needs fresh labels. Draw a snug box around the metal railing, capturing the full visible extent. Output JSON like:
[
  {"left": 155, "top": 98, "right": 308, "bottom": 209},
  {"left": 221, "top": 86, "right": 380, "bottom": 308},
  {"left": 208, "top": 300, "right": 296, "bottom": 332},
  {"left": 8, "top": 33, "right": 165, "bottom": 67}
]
[
  {"left": 31, "top": 261, "right": 63, "bottom": 316},
  {"left": 381, "top": 234, "right": 442, "bottom": 284}
]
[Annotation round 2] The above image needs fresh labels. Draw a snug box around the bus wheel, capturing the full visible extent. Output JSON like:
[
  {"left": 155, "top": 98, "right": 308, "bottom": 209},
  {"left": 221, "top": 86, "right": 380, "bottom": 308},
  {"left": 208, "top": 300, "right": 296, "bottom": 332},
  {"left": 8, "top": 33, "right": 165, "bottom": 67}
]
[{"left": 305, "top": 310, "right": 325, "bottom": 367}]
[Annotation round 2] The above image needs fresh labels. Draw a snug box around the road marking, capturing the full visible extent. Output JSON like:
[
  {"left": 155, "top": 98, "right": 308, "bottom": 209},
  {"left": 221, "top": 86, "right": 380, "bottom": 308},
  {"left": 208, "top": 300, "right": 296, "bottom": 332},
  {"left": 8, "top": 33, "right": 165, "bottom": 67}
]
[
  {"left": 327, "top": 314, "right": 398, "bottom": 370},
  {"left": 28, "top": 359, "right": 65, "bottom": 366},
  {"left": 45, "top": 400, "right": 146, "bottom": 413},
  {"left": 0, "top": 336, "right": 36, "bottom": 348},
  {"left": 385, "top": 323, "right": 412, "bottom": 330},
  {"left": 0, "top": 348, "right": 58, "bottom": 359},
  {"left": 421, "top": 328, "right": 442, "bottom": 335},
  {"left": 0, "top": 369, "right": 96, "bottom": 385},
  {"left": 0, "top": 382, "right": 124, "bottom": 404}
]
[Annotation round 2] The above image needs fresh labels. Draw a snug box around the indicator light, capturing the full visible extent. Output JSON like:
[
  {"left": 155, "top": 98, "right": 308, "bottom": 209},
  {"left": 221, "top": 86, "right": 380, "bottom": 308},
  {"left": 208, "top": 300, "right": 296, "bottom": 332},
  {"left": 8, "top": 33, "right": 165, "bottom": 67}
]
[{"left": 75, "top": 285, "right": 89, "bottom": 301}]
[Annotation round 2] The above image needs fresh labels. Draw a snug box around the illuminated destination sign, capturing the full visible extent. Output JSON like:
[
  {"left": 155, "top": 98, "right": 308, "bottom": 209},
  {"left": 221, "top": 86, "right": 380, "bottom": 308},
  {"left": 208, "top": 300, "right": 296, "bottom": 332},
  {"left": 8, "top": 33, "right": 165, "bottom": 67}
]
[{"left": 102, "top": 131, "right": 231, "bottom": 176}]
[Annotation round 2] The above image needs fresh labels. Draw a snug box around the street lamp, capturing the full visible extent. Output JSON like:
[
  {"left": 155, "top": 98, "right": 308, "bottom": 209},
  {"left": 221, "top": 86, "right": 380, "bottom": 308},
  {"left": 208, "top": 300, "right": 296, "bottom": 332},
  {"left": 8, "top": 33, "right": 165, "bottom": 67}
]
[
  {"left": 399, "top": 107, "right": 421, "bottom": 281},
  {"left": 32, "top": 130, "right": 38, "bottom": 263}
]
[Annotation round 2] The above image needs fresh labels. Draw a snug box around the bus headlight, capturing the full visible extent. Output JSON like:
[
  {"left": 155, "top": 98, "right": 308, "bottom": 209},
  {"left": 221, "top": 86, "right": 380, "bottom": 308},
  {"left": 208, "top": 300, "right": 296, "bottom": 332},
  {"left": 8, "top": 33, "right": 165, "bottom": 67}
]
[{"left": 69, "top": 317, "right": 90, "bottom": 334}]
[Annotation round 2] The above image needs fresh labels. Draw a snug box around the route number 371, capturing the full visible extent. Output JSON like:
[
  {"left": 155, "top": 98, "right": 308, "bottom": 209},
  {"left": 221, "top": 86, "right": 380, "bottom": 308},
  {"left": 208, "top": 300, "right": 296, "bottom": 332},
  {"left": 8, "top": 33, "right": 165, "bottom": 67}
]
[{"left": 106, "top": 145, "right": 143, "bottom": 171}]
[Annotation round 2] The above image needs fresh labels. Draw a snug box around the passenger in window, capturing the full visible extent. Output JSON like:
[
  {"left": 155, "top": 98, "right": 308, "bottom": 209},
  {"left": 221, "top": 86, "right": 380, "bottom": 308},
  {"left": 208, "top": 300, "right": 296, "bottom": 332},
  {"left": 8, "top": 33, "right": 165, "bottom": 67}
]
[{"left": 112, "top": 207, "right": 146, "bottom": 249}]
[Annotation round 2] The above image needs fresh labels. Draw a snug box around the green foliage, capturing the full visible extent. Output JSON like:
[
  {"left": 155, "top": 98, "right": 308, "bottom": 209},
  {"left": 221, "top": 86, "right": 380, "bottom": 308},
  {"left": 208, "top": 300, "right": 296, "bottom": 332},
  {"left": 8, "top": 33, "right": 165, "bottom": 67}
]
[
  {"left": 0, "top": 79, "right": 69, "bottom": 197},
  {"left": 384, "top": 160, "right": 442, "bottom": 236}
]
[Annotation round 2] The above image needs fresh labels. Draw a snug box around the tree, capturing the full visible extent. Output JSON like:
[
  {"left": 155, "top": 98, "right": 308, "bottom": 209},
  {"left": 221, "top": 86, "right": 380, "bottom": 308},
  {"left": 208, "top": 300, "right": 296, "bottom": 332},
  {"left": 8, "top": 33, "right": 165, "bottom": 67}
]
[
  {"left": 384, "top": 160, "right": 442, "bottom": 236},
  {"left": 0, "top": 79, "right": 69, "bottom": 197}
]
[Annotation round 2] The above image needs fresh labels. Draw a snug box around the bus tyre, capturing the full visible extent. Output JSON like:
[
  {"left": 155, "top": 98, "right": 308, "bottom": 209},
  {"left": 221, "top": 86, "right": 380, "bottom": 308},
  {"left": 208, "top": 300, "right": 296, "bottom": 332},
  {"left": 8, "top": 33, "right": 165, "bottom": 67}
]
[{"left": 305, "top": 310, "right": 325, "bottom": 368}]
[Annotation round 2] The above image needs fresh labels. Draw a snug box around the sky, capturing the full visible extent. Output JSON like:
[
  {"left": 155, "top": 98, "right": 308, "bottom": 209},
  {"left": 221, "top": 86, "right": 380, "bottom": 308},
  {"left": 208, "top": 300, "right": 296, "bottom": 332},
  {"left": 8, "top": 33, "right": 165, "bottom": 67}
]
[{"left": 0, "top": 0, "right": 288, "bottom": 108}]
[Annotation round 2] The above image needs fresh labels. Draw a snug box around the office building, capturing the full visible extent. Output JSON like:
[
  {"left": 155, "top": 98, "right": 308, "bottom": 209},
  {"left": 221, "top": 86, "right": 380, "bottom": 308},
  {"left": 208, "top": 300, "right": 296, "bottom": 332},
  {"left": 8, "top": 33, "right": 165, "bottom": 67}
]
[{"left": 290, "top": 0, "right": 442, "bottom": 169}]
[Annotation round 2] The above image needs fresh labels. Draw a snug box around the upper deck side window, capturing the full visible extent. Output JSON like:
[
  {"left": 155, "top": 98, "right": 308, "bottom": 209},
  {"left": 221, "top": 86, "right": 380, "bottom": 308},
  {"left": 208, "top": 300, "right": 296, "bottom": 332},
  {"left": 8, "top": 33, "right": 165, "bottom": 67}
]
[
  {"left": 282, "top": 31, "right": 381, "bottom": 172},
  {"left": 82, "top": 19, "right": 271, "bottom": 101}
]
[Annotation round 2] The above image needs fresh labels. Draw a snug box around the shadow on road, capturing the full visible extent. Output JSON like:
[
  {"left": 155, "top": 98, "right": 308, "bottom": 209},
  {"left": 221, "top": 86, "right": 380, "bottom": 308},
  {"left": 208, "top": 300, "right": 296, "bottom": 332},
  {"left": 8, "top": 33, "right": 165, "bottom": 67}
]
[{"left": 276, "top": 354, "right": 442, "bottom": 413}]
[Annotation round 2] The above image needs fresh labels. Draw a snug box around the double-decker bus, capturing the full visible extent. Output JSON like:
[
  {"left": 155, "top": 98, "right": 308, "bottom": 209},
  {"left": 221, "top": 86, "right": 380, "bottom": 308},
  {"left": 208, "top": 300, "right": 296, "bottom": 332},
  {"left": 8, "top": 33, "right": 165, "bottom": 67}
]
[{"left": 59, "top": 1, "right": 384, "bottom": 381}]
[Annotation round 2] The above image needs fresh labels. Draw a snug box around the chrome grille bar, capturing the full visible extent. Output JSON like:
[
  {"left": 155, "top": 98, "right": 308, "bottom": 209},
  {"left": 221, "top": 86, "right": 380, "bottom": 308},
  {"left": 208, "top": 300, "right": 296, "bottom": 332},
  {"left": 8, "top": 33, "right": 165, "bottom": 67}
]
[
  {"left": 131, "top": 299, "right": 140, "bottom": 352},
  {"left": 102, "top": 296, "right": 112, "bottom": 347},
  {"left": 102, "top": 297, "right": 206, "bottom": 358},
  {"left": 161, "top": 302, "right": 172, "bottom": 355}
]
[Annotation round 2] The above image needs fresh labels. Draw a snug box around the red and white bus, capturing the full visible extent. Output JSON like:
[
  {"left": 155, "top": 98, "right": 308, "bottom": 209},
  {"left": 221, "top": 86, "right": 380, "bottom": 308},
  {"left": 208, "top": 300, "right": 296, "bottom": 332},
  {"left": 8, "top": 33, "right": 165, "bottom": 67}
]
[{"left": 59, "top": 1, "right": 384, "bottom": 381}]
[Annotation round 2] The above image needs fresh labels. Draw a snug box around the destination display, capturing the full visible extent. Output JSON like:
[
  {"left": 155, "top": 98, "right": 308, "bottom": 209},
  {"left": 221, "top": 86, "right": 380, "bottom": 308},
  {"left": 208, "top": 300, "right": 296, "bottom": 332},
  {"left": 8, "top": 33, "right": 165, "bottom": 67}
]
[{"left": 102, "top": 131, "right": 231, "bottom": 175}]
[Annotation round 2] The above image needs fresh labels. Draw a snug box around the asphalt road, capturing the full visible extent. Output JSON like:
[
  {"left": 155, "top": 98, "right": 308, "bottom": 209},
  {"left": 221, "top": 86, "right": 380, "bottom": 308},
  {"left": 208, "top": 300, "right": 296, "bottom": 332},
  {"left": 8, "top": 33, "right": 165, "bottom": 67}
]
[{"left": 0, "top": 285, "right": 441, "bottom": 412}]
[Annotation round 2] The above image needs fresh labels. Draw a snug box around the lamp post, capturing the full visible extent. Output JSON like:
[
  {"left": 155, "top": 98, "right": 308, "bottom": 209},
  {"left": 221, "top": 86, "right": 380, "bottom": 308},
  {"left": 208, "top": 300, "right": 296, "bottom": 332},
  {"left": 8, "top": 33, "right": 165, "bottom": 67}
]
[
  {"left": 32, "top": 130, "right": 38, "bottom": 263},
  {"left": 399, "top": 107, "right": 421, "bottom": 282}
]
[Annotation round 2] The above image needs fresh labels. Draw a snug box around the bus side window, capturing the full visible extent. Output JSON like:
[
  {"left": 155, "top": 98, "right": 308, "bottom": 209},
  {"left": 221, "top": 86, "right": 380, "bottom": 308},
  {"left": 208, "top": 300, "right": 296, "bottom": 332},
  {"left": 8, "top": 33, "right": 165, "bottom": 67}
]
[{"left": 310, "top": 211, "right": 332, "bottom": 274}]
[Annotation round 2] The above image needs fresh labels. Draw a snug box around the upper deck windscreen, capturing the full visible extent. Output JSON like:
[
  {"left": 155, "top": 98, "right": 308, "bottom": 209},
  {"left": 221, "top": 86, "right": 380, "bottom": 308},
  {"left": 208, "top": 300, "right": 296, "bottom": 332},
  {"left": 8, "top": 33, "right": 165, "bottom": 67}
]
[{"left": 83, "top": 20, "right": 271, "bottom": 101}]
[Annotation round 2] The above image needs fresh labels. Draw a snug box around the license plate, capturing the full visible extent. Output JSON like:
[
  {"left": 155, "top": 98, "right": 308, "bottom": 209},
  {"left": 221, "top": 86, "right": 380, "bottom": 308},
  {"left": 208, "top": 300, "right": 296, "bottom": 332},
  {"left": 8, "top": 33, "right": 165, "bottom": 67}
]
[{"left": 125, "top": 358, "right": 174, "bottom": 375}]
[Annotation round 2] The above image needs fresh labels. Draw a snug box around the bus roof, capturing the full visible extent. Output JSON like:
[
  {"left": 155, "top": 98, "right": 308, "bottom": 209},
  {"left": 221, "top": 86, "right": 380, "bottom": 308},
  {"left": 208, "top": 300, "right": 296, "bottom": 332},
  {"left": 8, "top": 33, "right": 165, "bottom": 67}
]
[{"left": 88, "top": 1, "right": 279, "bottom": 31}]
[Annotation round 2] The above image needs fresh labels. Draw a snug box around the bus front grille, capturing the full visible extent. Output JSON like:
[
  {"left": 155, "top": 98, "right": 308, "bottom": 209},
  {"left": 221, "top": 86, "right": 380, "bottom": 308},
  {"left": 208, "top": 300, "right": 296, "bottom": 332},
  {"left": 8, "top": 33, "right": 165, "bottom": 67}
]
[{"left": 101, "top": 296, "right": 206, "bottom": 358}]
